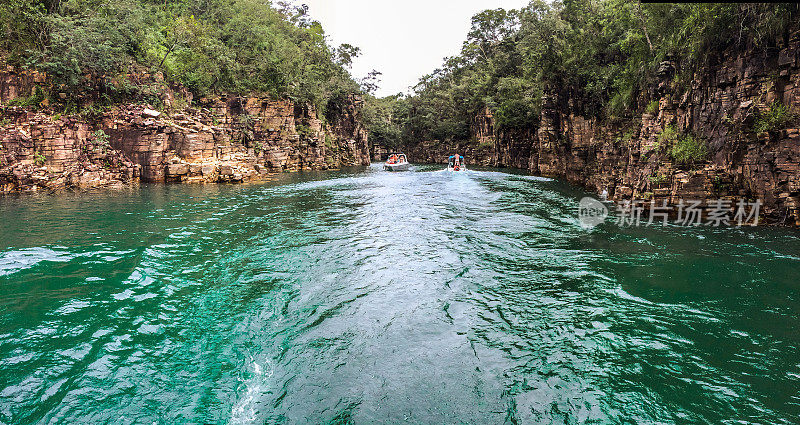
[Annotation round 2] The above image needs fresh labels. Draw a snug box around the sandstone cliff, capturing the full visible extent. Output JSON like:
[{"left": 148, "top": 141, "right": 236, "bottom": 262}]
[
  {"left": 0, "top": 67, "right": 370, "bottom": 193},
  {"left": 407, "top": 30, "right": 800, "bottom": 225}
]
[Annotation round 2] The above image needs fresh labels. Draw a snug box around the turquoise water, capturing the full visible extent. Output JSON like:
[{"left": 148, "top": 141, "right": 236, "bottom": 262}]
[{"left": 1, "top": 164, "right": 799, "bottom": 424}]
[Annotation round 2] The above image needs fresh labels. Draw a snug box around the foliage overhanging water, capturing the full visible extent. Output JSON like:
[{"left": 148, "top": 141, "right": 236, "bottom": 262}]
[{"left": 1, "top": 165, "right": 799, "bottom": 424}]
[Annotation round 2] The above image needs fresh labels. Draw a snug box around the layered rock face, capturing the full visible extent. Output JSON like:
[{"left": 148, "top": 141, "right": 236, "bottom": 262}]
[
  {"left": 411, "top": 31, "right": 800, "bottom": 225},
  {"left": 104, "top": 96, "right": 369, "bottom": 184},
  {"left": 0, "top": 67, "right": 370, "bottom": 193},
  {"left": 0, "top": 108, "right": 140, "bottom": 193}
]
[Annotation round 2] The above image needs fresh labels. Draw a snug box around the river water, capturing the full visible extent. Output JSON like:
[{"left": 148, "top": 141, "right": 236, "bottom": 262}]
[{"left": 1, "top": 164, "right": 799, "bottom": 424}]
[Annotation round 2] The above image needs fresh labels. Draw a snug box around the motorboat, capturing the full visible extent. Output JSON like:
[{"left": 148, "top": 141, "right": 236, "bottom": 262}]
[
  {"left": 447, "top": 154, "right": 466, "bottom": 172},
  {"left": 384, "top": 153, "right": 410, "bottom": 171}
]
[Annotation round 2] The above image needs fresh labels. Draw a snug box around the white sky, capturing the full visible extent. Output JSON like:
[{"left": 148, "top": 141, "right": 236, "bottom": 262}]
[{"left": 299, "top": 0, "right": 532, "bottom": 97}]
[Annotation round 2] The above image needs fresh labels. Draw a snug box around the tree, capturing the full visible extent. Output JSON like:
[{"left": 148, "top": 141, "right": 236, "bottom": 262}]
[
  {"left": 360, "top": 70, "right": 382, "bottom": 96},
  {"left": 466, "top": 8, "right": 520, "bottom": 59},
  {"left": 0, "top": 0, "right": 368, "bottom": 112},
  {"left": 159, "top": 15, "right": 200, "bottom": 68},
  {"left": 334, "top": 44, "right": 361, "bottom": 69},
  {"left": 371, "top": 0, "right": 800, "bottom": 152},
  {"left": 0, "top": 0, "right": 48, "bottom": 61}
]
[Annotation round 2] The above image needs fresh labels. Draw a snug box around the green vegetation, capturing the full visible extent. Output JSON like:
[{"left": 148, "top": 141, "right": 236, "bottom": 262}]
[
  {"left": 615, "top": 129, "right": 636, "bottom": 146},
  {"left": 93, "top": 129, "right": 110, "bottom": 147},
  {"left": 7, "top": 86, "right": 47, "bottom": 108},
  {"left": 477, "top": 139, "right": 494, "bottom": 150},
  {"left": 646, "top": 100, "right": 660, "bottom": 115},
  {"left": 657, "top": 124, "right": 679, "bottom": 145},
  {"left": 2, "top": 0, "right": 795, "bottom": 156},
  {"left": 712, "top": 175, "right": 730, "bottom": 194},
  {"left": 658, "top": 124, "right": 707, "bottom": 164},
  {"left": 649, "top": 172, "right": 668, "bottom": 187},
  {"left": 295, "top": 123, "right": 315, "bottom": 140},
  {"left": 670, "top": 133, "right": 708, "bottom": 164},
  {"left": 369, "top": 2, "right": 798, "bottom": 150},
  {"left": 0, "top": 0, "right": 364, "bottom": 114},
  {"left": 79, "top": 103, "right": 110, "bottom": 120},
  {"left": 361, "top": 94, "right": 406, "bottom": 150},
  {"left": 236, "top": 113, "right": 255, "bottom": 145},
  {"left": 754, "top": 101, "right": 794, "bottom": 134},
  {"left": 33, "top": 151, "right": 46, "bottom": 166}
]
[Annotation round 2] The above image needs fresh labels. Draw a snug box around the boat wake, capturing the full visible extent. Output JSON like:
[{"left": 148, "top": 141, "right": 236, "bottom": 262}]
[{"left": 230, "top": 357, "right": 274, "bottom": 425}]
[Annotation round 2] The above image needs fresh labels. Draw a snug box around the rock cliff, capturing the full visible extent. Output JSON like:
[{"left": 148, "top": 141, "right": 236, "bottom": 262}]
[
  {"left": 408, "top": 30, "right": 800, "bottom": 225},
  {"left": 0, "top": 66, "right": 370, "bottom": 193}
]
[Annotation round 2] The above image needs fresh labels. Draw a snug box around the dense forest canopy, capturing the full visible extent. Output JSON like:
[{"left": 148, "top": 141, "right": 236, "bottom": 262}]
[
  {"left": 0, "top": 0, "right": 365, "bottom": 115},
  {"left": 365, "top": 1, "right": 800, "bottom": 150},
  {"left": 1, "top": 0, "right": 798, "bottom": 148}
]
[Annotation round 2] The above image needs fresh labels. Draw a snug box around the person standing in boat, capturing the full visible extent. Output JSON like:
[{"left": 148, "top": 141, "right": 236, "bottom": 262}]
[{"left": 449, "top": 154, "right": 463, "bottom": 171}]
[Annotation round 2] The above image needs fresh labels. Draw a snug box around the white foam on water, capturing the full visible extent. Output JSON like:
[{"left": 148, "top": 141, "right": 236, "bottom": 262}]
[
  {"left": 0, "top": 247, "right": 73, "bottom": 276},
  {"left": 230, "top": 357, "right": 274, "bottom": 425}
]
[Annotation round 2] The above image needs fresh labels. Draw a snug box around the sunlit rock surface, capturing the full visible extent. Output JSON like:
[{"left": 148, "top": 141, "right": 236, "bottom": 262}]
[{"left": 0, "top": 66, "right": 370, "bottom": 193}]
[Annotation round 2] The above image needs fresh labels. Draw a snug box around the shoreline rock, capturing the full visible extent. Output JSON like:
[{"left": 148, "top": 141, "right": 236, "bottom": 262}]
[
  {"left": 1, "top": 79, "right": 370, "bottom": 194},
  {"left": 400, "top": 30, "right": 800, "bottom": 226}
]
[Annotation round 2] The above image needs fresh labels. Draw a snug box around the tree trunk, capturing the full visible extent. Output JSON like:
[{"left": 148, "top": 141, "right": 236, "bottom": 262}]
[
  {"left": 636, "top": 0, "right": 654, "bottom": 53},
  {"left": 158, "top": 42, "right": 177, "bottom": 69}
]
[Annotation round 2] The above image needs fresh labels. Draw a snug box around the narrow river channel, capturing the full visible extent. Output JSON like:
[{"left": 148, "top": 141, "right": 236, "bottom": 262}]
[{"left": 1, "top": 164, "right": 799, "bottom": 424}]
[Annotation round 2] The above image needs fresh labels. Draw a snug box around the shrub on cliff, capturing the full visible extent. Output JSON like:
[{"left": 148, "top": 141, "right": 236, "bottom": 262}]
[
  {"left": 657, "top": 125, "right": 679, "bottom": 145},
  {"left": 646, "top": 100, "right": 659, "bottom": 116},
  {"left": 753, "top": 101, "right": 795, "bottom": 134},
  {"left": 6, "top": 87, "right": 47, "bottom": 108},
  {"left": 670, "top": 133, "right": 708, "bottom": 165},
  {"left": 658, "top": 125, "right": 708, "bottom": 164},
  {"left": 0, "top": 0, "right": 48, "bottom": 62}
]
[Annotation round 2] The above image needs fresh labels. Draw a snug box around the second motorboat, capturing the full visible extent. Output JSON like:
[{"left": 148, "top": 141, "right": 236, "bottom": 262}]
[{"left": 447, "top": 154, "right": 466, "bottom": 172}]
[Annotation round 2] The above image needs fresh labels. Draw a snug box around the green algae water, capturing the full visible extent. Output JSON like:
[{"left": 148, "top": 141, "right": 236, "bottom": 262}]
[{"left": 1, "top": 164, "right": 800, "bottom": 424}]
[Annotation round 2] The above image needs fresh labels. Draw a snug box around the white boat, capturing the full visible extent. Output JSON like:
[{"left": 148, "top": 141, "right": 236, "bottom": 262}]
[
  {"left": 446, "top": 154, "right": 466, "bottom": 172},
  {"left": 384, "top": 153, "right": 410, "bottom": 171}
]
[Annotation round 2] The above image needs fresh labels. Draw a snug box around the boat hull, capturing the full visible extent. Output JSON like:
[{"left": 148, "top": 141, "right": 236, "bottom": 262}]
[{"left": 384, "top": 163, "right": 410, "bottom": 171}]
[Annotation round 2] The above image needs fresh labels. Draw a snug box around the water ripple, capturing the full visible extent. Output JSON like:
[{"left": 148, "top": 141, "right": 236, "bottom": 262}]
[{"left": 1, "top": 165, "right": 799, "bottom": 423}]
